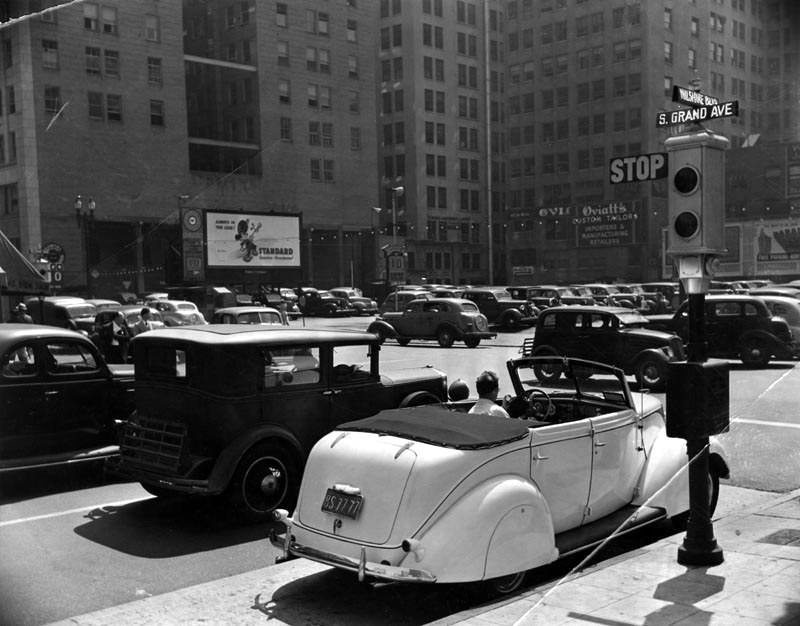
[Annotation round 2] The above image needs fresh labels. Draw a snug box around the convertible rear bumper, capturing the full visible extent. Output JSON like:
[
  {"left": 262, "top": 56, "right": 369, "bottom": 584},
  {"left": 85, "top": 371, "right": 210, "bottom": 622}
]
[{"left": 269, "top": 530, "right": 437, "bottom": 584}]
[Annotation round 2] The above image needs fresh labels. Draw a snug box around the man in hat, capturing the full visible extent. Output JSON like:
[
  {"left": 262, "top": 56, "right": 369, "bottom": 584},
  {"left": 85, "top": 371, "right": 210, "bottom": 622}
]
[{"left": 10, "top": 302, "right": 33, "bottom": 324}]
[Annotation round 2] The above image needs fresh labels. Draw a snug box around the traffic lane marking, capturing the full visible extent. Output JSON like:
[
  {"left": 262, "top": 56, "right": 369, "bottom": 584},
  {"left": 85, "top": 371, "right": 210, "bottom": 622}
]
[
  {"left": 0, "top": 496, "right": 153, "bottom": 528},
  {"left": 732, "top": 418, "right": 800, "bottom": 430}
]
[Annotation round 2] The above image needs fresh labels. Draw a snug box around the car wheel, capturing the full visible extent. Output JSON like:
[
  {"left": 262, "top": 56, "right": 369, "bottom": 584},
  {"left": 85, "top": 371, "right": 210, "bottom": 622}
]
[
  {"left": 671, "top": 470, "right": 720, "bottom": 531},
  {"left": 399, "top": 390, "right": 442, "bottom": 407},
  {"left": 486, "top": 571, "right": 526, "bottom": 596},
  {"left": 229, "top": 441, "right": 299, "bottom": 521},
  {"left": 635, "top": 356, "right": 667, "bottom": 390},
  {"left": 739, "top": 338, "right": 770, "bottom": 367},
  {"left": 396, "top": 337, "right": 411, "bottom": 346},
  {"left": 437, "top": 327, "right": 455, "bottom": 348},
  {"left": 532, "top": 348, "right": 562, "bottom": 383},
  {"left": 464, "top": 337, "right": 480, "bottom": 348},
  {"left": 501, "top": 312, "right": 521, "bottom": 331}
]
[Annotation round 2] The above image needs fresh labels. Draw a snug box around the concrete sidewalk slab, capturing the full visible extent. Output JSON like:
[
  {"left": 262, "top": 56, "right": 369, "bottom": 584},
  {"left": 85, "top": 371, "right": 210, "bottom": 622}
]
[{"left": 48, "top": 488, "right": 800, "bottom": 626}]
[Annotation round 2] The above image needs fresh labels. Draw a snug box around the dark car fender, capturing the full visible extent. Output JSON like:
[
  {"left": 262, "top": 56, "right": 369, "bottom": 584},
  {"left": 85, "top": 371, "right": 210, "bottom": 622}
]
[
  {"left": 737, "top": 328, "right": 785, "bottom": 350},
  {"left": 367, "top": 319, "right": 398, "bottom": 339},
  {"left": 205, "top": 426, "right": 306, "bottom": 493},
  {"left": 630, "top": 347, "right": 671, "bottom": 373}
]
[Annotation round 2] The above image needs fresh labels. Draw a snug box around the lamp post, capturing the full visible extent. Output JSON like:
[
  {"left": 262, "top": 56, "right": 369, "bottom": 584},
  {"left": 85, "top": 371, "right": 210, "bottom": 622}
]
[
  {"left": 390, "top": 186, "right": 403, "bottom": 246},
  {"left": 74, "top": 195, "right": 96, "bottom": 295}
]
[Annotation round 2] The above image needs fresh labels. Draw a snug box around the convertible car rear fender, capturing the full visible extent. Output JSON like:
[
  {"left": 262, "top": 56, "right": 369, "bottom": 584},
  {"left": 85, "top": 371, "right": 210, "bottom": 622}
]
[
  {"left": 634, "top": 432, "right": 729, "bottom": 516},
  {"left": 367, "top": 319, "right": 398, "bottom": 338},
  {"left": 411, "top": 474, "right": 557, "bottom": 583}
]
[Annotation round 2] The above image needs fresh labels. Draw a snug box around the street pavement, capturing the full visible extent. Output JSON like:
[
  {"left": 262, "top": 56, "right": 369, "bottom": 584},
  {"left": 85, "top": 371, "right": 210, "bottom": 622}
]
[{"left": 45, "top": 485, "right": 800, "bottom": 626}]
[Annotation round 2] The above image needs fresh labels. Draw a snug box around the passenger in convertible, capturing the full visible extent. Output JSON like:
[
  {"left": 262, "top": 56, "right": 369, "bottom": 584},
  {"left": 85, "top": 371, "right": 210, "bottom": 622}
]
[{"left": 468, "top": 370, "right": 510, "bottom": 418}]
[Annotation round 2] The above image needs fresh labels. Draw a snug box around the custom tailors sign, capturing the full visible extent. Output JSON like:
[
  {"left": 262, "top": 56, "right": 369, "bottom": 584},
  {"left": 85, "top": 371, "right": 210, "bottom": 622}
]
[{"left": 206, "top": 211, "right": 300, "bottom": 268}]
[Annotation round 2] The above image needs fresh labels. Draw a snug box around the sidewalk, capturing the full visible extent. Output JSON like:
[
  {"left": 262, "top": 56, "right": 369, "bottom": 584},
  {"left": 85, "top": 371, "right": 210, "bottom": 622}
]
[{"left": 49, "top": 487, "right": 800, "bottom": 626}]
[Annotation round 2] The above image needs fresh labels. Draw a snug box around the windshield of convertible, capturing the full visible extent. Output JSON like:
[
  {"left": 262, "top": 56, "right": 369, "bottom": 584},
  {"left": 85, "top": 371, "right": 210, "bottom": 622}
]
[{"left": 509, "top": 356, "right": 631, "bottom": 411}]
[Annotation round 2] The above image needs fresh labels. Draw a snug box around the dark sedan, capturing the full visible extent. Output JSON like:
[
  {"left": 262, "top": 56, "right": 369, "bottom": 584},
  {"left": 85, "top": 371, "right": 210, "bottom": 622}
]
[{"left": 0, "top": 324, "right": 134, "bottom": 473}]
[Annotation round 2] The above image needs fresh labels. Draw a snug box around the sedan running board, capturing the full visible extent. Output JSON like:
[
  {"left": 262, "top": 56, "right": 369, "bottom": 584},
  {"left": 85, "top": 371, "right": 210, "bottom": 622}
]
[{"left": 555, "top": 505, "right": 666, "bottom": 557}]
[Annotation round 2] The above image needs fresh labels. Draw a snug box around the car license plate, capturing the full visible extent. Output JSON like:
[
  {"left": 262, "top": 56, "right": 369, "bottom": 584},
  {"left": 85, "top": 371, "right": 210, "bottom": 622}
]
[{"left": 321, "top": 488, "right": 363, "bottom": 519}]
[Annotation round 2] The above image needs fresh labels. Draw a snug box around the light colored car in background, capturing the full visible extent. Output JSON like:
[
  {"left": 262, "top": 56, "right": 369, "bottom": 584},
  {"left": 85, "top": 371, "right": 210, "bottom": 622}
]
[
  {"left": 271, "top": 355, "right": 729, "bottom": 595},
  {"left": 151, "top": 299, "right": 207, "bottom": 326},
  {"left": 211, "top": 306, "right": 288, "bottom": 326}
]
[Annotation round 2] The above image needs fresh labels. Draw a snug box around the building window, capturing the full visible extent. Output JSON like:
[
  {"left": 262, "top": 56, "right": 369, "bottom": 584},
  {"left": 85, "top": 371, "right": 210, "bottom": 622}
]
[
  {"left": 276, "top": 3, "right": 287, "bottom": 27},
  {"left": 310, "top": 158, "right": 320, "bottom": 181},
  {"left": 42, "top": 39, "right": 58, "bottom": 69},
  {"left": 44, "top": 85, "right": 61, "bottom": 114},
  {"left": 348, "top": 90, "right": 359, "bottom": 113},
  {"left": 85, "top": 46, "right": 101, "bottom": 75},
  {"left": 147, "top": 57, "right": 162, "bottom": 85},
  {"left": 320, "top": 86, "right": 331, "bottom": 109},
  {"left": 309, "top": 121, "right": 320, "bottom": 145},
  {"left": 348, "top": 55, "right": 358, "bottom": 78},
  {"left": 83, "top": 3, "right": 98, "bottom": 31},
  {"left": 350, "top": 127, "right": 360, "bottom": 150},
  {"left": 102, "top": 6, "right": 118, "bottom": 34},
  {"left": 150, "top": 100, "right": 164, "bottom": 126},
  {"left": 277, "top": 41, "right": 289, "bottom": 66},
  {"left": 104, "top": 49, "right": 119, "bottom": 77},
  {"left": 347, "top": 19, "right": 357, "bottom": 42},
  {"left": 6, "top": 86, "right": 15, "bottom": 114},
  {"left": 145, "top": 15, "right": 160, "bottom": 42},
  {"left": 307, "top": 84, "right": 318, "bottom": 107},
  {"left": 106, "top": 93, "right": 122, "bottom": 121},
  {"left": 279, "top": 79, "right": 290, "bottom": 103},
  {"left": 88, "top": 91, "right": 103, "bottom": 119},
  {"left": 306, "top": 47, "right": 317, "bottom": 71},
  {"left": 322, "top": 122, "right": 333, "bottom": 147},
  {"left": 280, "top": 116, "right": 292, "bottom": 141},
  {"left": 323, "top": 159, "right": 334, "bottom": 182},
  {"left": 319, "top": 49, "right": 330, "bottom": 73}
]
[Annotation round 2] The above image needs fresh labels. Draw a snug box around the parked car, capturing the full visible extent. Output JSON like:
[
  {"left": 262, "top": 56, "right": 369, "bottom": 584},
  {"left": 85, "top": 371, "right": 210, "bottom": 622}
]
[
  {"left": 748, "top": 286, "right": 800, "bottom": 301},
  {"left": 111, "top": 326, "right": 449, "bottom": 519},
  {"left": 523, "top": 306, "right": 685, "bottom": 390},
  {"left": 0, "top": 324, "right": 135, "bottom": 473},
  {"left": 91, "top": 306, "right": 166, "bottom": 361},
  {"left": 211, "top": 306, "right": 288, "bottom": 326},
  {"left": 86, "top": 298, "right": 122, "bottom": 312},
  {"left": 646, "top": 294, "right": 799, "bottom": 366},
  {"left": 378, "top": 290, "right": 431, "bottom": 314},
  {"left": 24, "top": 296, "right": 97, "bottom": 334},
  {"left": 507, "top": 285, "right": 595, "bottom": 309},
  {"left": 150, "top": 299, "right": 207, "bottom": 326},
  {"left": 757, "top": 296, "right": 800, "bottom": 354},
  {"left": 461, "top": 287, "right": 538, "bottom": 330},
  {"left": 367, "top": 297, "right": 496, "bottom": 348},
  {"left": 270, "top": 355, "right": 729, "bottom": 595},
  {"left": 329, "top": 287, "right": 379, "bottom": 316},
  {"left": 297, "top": 287, "right": 355, "bottom": 317}
]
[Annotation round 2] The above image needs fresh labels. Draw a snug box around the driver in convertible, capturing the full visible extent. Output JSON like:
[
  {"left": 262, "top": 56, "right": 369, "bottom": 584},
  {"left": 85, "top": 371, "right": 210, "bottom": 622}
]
[{"left": 468, "top": 370, "right": 510, "bottom": 418}]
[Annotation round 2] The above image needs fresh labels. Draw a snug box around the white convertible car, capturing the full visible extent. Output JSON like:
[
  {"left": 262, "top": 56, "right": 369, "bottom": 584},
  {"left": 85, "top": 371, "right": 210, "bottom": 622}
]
[{"left": 271, "top": 356, "right": 729, "bottom": 594}]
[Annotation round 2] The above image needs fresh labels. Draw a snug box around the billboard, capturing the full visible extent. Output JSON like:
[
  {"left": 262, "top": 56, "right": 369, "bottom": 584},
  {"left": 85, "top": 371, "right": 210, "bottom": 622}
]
[{"left": 206, "top": 211, "right": 300, "bottom": 268}]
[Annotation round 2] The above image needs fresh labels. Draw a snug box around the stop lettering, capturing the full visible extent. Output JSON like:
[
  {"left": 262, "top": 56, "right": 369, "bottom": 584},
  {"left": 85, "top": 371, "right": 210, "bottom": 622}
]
[{"left": 609, "top": 153, "right": 668, "bottom": 184}]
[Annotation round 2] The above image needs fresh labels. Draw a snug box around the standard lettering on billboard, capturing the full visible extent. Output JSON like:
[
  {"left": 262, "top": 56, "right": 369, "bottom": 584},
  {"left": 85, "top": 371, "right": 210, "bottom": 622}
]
[
  {"left": 205, "top": 211, "right": 301, "bottom": 268},
  {"left": 609, "top": 153, "right": 667, "bottom": 184}
]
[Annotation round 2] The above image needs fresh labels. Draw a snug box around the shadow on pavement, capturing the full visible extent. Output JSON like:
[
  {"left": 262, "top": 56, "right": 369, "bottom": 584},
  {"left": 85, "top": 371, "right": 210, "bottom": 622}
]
[{"left": 72, "top": 494, "right": 270, "bottom": 558}]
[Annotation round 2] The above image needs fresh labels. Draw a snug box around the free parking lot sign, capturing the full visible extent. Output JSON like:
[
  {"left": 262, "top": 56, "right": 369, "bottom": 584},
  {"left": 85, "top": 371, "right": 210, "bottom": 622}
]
[{"left": 609, "top": 152, "right": 668, "bottom": 184}]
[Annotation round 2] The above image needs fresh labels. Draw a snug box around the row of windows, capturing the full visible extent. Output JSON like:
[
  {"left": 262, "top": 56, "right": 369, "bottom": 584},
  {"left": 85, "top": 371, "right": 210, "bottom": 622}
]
[
  {"left": 277, "top": 117, "right": 362, "bottom": 151},
  {"left": 82, "top": 3, "right": 161, "bottom": 42},
  {"left": 275, "top": 80, "right": 362, "bottom": 113},
  {"left": 41, "top": 41, "right": 164, "bottom": 86},
  {"left": 275, "top": 3, "right": 359, "bottom": 42},
  {"left": 276, "top": 42, "right": 360, "bottom": 79},
  {"left": 42, "top": 86, "right": 165, "bottom": 126},
  {"left": 425, "top": 220, "right": 481, "bottom": 244}
]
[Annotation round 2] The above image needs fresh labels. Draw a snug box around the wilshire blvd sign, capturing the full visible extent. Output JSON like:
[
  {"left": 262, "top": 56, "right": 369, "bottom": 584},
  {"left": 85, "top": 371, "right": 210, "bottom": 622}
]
[{"left": 656, "top": 101, "right": 739, "bottom": 127}]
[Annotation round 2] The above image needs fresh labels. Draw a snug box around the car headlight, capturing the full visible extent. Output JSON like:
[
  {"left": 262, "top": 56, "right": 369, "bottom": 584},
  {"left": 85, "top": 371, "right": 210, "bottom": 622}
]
[{"left": 662, "top": 346, "right": 674, "bottom": 359}]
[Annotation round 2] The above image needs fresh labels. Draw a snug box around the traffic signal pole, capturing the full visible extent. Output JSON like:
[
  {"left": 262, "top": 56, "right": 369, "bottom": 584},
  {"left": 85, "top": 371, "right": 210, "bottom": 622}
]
[{"left": 664, "top": 128, "right": 730, "bottom": 566}]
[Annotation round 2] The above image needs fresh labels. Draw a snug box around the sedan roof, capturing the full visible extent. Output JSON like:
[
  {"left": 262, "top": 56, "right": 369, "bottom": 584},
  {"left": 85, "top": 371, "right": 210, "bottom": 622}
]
[{"left": 0, "top": 323, "right": 89, "bottom": 347}]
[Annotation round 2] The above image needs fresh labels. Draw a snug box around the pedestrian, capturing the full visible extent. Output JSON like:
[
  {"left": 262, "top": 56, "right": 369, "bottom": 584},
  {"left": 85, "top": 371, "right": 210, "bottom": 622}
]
[
  {"left": 468, "top": 370, "right": 510, "bottom": 418},
  {"left": 105, "top": 311, "right": 131, "bottom": 362},
  {"left": 131, "top": 307, "right": 155, "bottom": 335},
  {"left": 653, "top": 291, "right": 668, "bottom": 314},
  {"left": 9, "top": 302, "right": 33, "bottom": 324}
]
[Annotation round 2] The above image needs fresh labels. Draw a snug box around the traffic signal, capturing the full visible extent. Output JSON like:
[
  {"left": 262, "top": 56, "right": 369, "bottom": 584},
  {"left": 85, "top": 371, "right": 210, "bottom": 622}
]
[{"left": 665, "top": 129, "right": 729, "bottom": 257}]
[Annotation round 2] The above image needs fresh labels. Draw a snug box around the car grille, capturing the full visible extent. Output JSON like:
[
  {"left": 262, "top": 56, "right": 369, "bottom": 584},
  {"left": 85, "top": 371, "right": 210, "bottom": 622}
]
[{"left": 120, "top": 415, "right": 186, "bottom": 473}]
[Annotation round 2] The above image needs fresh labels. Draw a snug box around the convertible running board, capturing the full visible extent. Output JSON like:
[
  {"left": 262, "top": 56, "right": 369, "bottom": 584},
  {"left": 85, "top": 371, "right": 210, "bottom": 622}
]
[{"left": 555, "top": 505, "right": 666, "bottom": 557}]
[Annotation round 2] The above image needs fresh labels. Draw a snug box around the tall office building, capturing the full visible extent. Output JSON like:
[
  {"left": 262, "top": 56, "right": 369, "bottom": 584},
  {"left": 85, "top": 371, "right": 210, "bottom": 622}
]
[
  {"left": 0, "top": 0, "right": 380, "bottom": 295},
  {"left": 502, "top": 0, "right": 799, "bottom": 284}
]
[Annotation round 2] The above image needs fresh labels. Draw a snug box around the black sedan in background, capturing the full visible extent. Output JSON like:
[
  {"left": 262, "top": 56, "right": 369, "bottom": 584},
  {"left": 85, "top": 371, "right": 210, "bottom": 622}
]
[{"left": 0, "top": 324, "right": 134, "bottom": 473}]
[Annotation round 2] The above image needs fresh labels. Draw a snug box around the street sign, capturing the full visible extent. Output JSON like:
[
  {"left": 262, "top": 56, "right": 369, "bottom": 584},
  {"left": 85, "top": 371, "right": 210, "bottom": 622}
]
[
  {"left": 672, "top": 85, "right": 719, "bottom": 107},
  {"left": 609, "top": 152, "right": 668, "bottom": 184},
  {"left": 656, "top": 101, "right": 739, "bottom": 128}
]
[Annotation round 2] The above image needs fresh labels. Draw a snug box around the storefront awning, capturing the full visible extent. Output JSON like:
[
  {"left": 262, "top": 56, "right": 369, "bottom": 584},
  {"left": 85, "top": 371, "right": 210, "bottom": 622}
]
[{"left": 0, "top": 229, "right": 49, "bottom": 295}]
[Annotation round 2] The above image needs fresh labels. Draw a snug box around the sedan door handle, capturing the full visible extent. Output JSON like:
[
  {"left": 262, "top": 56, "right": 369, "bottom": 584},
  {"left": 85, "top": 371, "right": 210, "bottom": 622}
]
[
  {"left": 322, "top": 389, "right": 342, "bottom": 396},
  {"left": 533, "top": 452, "right": 549, "bottom": 461},
  {"left": 44, "top": 390, "right": 60, "bottom": 396},
  {"left": 594, "top": 441, "right": 607, "bottom": 447}
]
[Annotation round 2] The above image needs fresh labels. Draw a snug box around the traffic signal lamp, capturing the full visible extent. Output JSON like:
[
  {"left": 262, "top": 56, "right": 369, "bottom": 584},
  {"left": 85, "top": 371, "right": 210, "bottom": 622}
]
[{"left": 665, "top": 130, "right": 729, "bottom": 257}]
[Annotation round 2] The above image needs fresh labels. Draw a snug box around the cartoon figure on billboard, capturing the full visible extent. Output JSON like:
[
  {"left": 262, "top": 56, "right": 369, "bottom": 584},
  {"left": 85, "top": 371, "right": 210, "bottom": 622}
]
[{"left": 235, "top": 219, "right": 262, "bottom": 262}]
